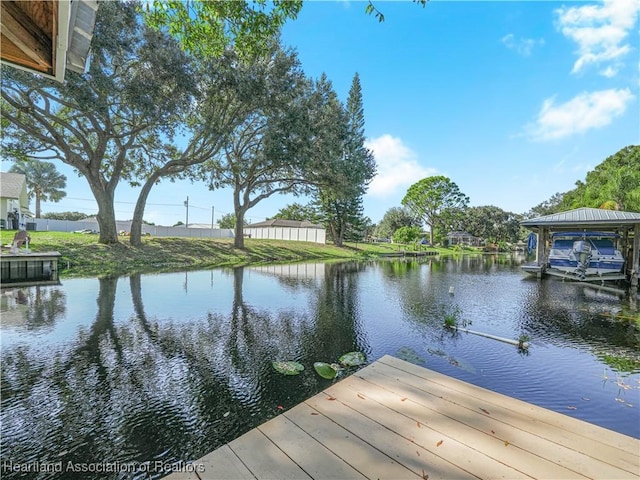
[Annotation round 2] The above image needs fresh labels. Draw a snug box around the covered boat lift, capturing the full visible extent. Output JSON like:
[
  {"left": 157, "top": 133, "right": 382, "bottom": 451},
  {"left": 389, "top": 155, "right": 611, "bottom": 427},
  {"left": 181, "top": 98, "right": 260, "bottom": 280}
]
[{"left": 520, "top": 208, "right": 640, "bottom": 291}]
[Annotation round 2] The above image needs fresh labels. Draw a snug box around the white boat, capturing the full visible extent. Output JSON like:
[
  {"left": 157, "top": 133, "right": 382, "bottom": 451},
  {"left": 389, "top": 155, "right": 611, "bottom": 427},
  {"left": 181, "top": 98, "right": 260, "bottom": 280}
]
[{"left": 548, "top": 232, "right": 625, "bottom": 280}]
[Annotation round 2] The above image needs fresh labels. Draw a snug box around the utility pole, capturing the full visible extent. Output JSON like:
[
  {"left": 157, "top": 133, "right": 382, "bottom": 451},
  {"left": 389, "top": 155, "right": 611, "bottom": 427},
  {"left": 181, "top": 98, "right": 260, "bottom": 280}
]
[
  {"left": 184, "top": 196, "right": 189, "bottom": 227},
  {"left": 211, "top": 206, "right": 215, "bottom": 229}
]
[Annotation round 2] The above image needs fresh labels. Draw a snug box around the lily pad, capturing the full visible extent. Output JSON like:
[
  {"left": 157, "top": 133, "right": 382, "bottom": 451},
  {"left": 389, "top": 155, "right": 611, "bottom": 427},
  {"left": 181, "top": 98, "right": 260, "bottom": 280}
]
[
  {"left": 314, "top": 362, "right": 338, "bottom": 379},
  {"left": 396, "top": 347, "right": 425, "bottom": 365},
  {"left": 272, "top": 361, "right": 304, "bottom": 375},
  {"left": 339, "top": 351, "right": 366, "bottom": 367}
]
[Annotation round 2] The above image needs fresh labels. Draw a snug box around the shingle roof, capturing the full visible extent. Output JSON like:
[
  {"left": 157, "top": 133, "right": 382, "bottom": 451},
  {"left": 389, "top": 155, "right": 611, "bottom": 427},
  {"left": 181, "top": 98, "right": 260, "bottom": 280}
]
[
  {"left": 0, "top": 172, "right": 27, "bottom": 199},
  {"left": 521, "top": 207, "right": 640, "bottom": 227},
  {"left": 247, "top": 219, "right": 324, "bottom": 229}
]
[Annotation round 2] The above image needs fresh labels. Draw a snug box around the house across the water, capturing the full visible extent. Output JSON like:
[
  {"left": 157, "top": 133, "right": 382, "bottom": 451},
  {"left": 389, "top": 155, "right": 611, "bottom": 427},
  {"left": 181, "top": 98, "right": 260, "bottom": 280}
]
[{"left": 447, "top": 231, "right": 483, "bottom": 247}]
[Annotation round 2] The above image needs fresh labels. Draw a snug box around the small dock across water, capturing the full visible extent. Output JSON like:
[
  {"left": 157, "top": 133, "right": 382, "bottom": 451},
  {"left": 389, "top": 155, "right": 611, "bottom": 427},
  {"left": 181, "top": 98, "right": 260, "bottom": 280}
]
[
  {"left": 165, "top": 355, "right": 639, "bottom": 479},
  {"left": 0, "top": 250, "right": 61, "bottom": 287}
]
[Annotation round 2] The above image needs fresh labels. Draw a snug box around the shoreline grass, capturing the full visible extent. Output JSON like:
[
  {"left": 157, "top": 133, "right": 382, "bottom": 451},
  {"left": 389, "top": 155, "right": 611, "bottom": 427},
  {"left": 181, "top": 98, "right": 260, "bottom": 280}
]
[{"left": 1, "top": 231, "right": 463, "bottom": 278}]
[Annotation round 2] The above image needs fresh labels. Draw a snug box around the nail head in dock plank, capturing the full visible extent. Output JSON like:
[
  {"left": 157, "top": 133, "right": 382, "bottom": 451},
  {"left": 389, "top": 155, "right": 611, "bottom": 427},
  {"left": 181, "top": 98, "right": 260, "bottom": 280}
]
[{"left": 164, "top": 355, "right": 640, "bottom": 480}]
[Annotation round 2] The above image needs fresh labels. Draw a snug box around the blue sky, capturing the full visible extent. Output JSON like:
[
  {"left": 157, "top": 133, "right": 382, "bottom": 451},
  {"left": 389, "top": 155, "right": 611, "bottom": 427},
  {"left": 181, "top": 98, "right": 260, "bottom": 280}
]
[{"left": 7, "top": 0, "right": 639, "bottom": 226}]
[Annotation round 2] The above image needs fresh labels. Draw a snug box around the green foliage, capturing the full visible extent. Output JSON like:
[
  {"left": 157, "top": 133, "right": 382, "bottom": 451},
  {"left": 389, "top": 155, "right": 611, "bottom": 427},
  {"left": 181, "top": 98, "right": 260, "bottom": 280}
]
[
  {"left": 314, "top": 73, "right": 376, "bottom": 246},
  {"left": 600, "top": 355, "right": 640, "bottom": 373},
  {"left": 525, "top": 192, "right": 566, "bottom": 218},
  {"left": 374, "top": 207, "right": 420, "bottom": 240},
  {"left": 1, "top": 2, "right": 194, "bottom": 244},
  {"left": 42, "top": 211, "right": 89, "bottom": 221},
  {"left": 272, "top": 361, "right": 304, "bottom": 375},
  {"left": 528, "top": 145, "right": 640, "bottom": 215},
  {"left": 564, "top": 145, "right": 640, "bottom": 212},
  {"left": 464, "top": 206, "right": 522, "bottom": 244},
  {"left": 393, "top": 226, "right": 422, "bottom": 244},
  {"left": 143, "top": 1, "right": 302, "bottom": 60},
  {"left": 441, "top": 304, "right": 469, "bottom": 329},
  {"left": 518, "top": 334, "right": 530, "bottom": 350},
  {"left": 9, "top": 160, "right": 66, "bottom": 218},
  {"left": 202, "top": 41, "right": 321, "bottom": 248},
  {"left": 313, "top": 352, "right": 366, "bottom": 379},
  {"left": 401, "top": 176, "right": 469, "bottom": 245},
  {"left": 270, "top": 203, "right": 319, "bottom": 222},
  {"left": 313, "top": 362, "right": 338, "bottom": 379},
  {"left": 364, "top": 0, "right": 428, "bottom": 22},
  {"left": 338, "top": 351, "right": 366, "bottom": 366},
  {"left": 218, "top": 213, "right": 238, "bottom": 229},
  {"left": 444, "top": 314, "right": 457, "bottom": 328}
]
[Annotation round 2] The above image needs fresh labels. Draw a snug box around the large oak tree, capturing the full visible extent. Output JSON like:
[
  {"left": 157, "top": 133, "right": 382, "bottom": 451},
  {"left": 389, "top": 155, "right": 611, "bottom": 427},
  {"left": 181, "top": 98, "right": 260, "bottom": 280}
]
[
  {"left": 201, "top": 42, "right": 324, "bottom": 249},
  {"left": 1, "top": 2, "right": 193, "bottom": 244},
  {"left": 401, "top": 176, "right": 469, "bottom": 245}
]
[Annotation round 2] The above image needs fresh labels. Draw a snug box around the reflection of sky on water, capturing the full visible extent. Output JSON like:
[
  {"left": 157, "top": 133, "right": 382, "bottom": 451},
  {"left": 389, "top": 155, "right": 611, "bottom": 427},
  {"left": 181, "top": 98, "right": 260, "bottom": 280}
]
[
  {"left": 0, "top": 268, "right": 322, "bottom": 349},
  {"left": 1, "top": 257, "right": 638, "bottom": 480},
  {"left": 1, "top": 280, "right": 100, "bottom": 347}
]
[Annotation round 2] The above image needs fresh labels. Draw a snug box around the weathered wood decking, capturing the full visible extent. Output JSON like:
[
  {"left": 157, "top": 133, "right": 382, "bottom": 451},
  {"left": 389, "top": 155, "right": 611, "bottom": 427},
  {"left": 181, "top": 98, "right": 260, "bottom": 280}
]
[{"left": 165, "top": 355, "right": 640, "bottom": 480}]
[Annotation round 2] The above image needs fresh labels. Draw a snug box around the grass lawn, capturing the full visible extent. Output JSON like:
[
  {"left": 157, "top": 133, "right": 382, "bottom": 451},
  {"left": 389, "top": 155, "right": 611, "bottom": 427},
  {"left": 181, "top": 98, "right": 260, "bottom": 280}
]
[{"left": 0, "top": 230, "right": 462, "bottom": 278}]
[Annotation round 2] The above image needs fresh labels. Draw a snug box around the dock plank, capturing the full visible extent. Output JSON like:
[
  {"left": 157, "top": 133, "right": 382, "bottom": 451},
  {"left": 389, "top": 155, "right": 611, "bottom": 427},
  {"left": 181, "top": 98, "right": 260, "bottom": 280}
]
[
  {"left": 258, "top": 410, "right": 367, "bottom": 480},
  {"left": 379, "top": 355, "right": 638, "bottom": 455},
  {"left": 228, "top": 428, "right": 311, "bottom": 480},
  {"left": 164, "top": 356, "right": 640, "bottom": 480},
  {"left": 284, "top": 402, "right": 420, "bottom": 480},
  {"left": 323, "top": 378, "right": 579, "bottom": 479},
  {"left": 367, "top": 359, "right": 640, "bottom": 475},
  {"left": 352, "top": 365, "right": 636, "bottom": 479},
  {"left": 304, "top": 391, "right": 477, "bottom": 480},
  {"left": 196, "top": 445, "right": 255, "bottom": 480}
]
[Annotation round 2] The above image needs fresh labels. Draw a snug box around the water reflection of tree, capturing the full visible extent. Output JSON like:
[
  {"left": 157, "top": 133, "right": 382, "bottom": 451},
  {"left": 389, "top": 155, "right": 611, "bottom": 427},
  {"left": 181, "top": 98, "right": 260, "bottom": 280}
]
[
  {"left": 0, "top": 264, "right": 374, "bottom": 480},
  {"left": 519, "top": 279, "right": 640, "bottom": 363},
  {"left": 24, "top": 286, "right": 67, "bottom": 330},
  {"left": 379, "top": 260, "right": 447, "bottom": 332},
  {"left": 2, "top": 277, "right": 123, "bottom": 479},
  {"left": 303, "top": 262, "right": 370, "bottom": 363}
]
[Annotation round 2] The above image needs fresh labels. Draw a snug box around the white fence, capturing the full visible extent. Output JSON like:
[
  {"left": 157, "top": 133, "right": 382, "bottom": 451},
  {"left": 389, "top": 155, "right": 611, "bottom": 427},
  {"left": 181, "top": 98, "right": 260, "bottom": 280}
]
[
  {"left": 32, "top": 218, "right": 234, "bottom": 239},
  {"left": 244, "top": 226, "right": 326, "bottom": 244},
  {"left": 31, "top": 219, "right": 326, "bottom": 243}
]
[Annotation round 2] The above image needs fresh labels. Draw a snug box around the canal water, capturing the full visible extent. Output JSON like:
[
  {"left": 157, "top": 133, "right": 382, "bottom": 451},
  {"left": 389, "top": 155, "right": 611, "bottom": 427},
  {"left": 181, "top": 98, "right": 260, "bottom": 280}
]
[{"left": 1, "top": 255, "right": 639, "bottom": 479}]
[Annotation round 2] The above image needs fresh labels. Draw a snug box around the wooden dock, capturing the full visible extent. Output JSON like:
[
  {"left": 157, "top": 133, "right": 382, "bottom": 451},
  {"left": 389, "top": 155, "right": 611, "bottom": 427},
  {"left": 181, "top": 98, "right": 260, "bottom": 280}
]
[
  {"left": 165, "top": 355, "right": 640, "bottom": 480},
  {"left": 0, "top": 250, "right": 61, "bottom": 287}
]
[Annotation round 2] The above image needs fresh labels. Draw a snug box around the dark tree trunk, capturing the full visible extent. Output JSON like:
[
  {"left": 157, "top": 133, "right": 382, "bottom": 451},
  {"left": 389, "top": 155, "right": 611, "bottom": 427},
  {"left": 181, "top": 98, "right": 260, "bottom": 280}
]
[
  {"left": 91, "top": 187, "right": 119, "bottom": 244},
  {"left": 329, "top": 221, "right": 344, "bottom": 247},
  {"left": 130, "top": 172, "right": 161, "bottom": 247},
  {"left": 234, "top": 208, "right": 246, "bottom": 249}
]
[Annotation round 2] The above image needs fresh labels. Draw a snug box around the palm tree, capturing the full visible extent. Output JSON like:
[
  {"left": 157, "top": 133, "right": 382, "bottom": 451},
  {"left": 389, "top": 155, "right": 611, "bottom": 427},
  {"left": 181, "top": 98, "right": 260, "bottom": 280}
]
[{"left": 9, "top": 160, "right": 67, "bottom": 218}]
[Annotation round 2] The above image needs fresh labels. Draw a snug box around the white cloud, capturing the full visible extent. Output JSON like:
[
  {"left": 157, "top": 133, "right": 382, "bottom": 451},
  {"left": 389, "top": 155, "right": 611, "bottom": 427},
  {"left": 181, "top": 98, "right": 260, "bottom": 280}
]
[
  {"left": 555, "top": 0, "right": 640, "bottom": 76},
  {"left": 525, "top": 88, "right": 634, "bottom": 141},
  {"left": 501, "top": 33, "right": 545, "bottom": 57},
  {"left": 365, "top": 134, "right": 436, "bottom": 197}
]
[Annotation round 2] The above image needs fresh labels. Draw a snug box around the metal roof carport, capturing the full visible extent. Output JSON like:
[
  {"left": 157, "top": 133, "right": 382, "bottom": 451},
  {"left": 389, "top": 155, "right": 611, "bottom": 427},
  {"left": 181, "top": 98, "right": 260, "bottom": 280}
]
[{"left": 520, "top": 208, "right": 640, "bottom": 290}]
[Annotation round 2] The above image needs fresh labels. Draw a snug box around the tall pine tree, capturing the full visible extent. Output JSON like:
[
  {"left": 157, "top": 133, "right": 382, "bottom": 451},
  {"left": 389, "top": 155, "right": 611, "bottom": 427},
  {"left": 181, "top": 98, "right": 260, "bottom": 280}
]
[{"left": 315, "top": 73, "right": 376, "bottom": 246}]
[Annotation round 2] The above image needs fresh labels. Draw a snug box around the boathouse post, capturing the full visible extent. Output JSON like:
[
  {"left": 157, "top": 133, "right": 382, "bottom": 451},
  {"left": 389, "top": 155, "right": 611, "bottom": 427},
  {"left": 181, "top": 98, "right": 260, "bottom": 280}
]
[
  {"left": 632, "top": 223, "right": 640, "bottom": 289},
  {"left": 536, "top": 227, "right": 546, "bottom": 278}
]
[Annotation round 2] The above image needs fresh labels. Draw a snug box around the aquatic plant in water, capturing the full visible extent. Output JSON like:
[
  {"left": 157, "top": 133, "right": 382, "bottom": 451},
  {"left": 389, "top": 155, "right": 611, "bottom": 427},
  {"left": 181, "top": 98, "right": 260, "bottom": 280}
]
[
  {"left": 314, "top": 362, "right": 340, "bottom": 379},
  {"left": 396, "top": 346, "right": 426, "bottom": 365},
  {"left": 339, "top": 351, "right": 366, "bottom": 367},
  {"left": 274, "top": 352, "right": 367, "bottom": 379},
  {"left": 272, "top": 361, "right": 304, "bottom": 375},
  {"left": 442, "top": 304, "right": 470, "bottom": 329},
  {"left": 518, "top": 334, "right": 530, "bottom": 350}
]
